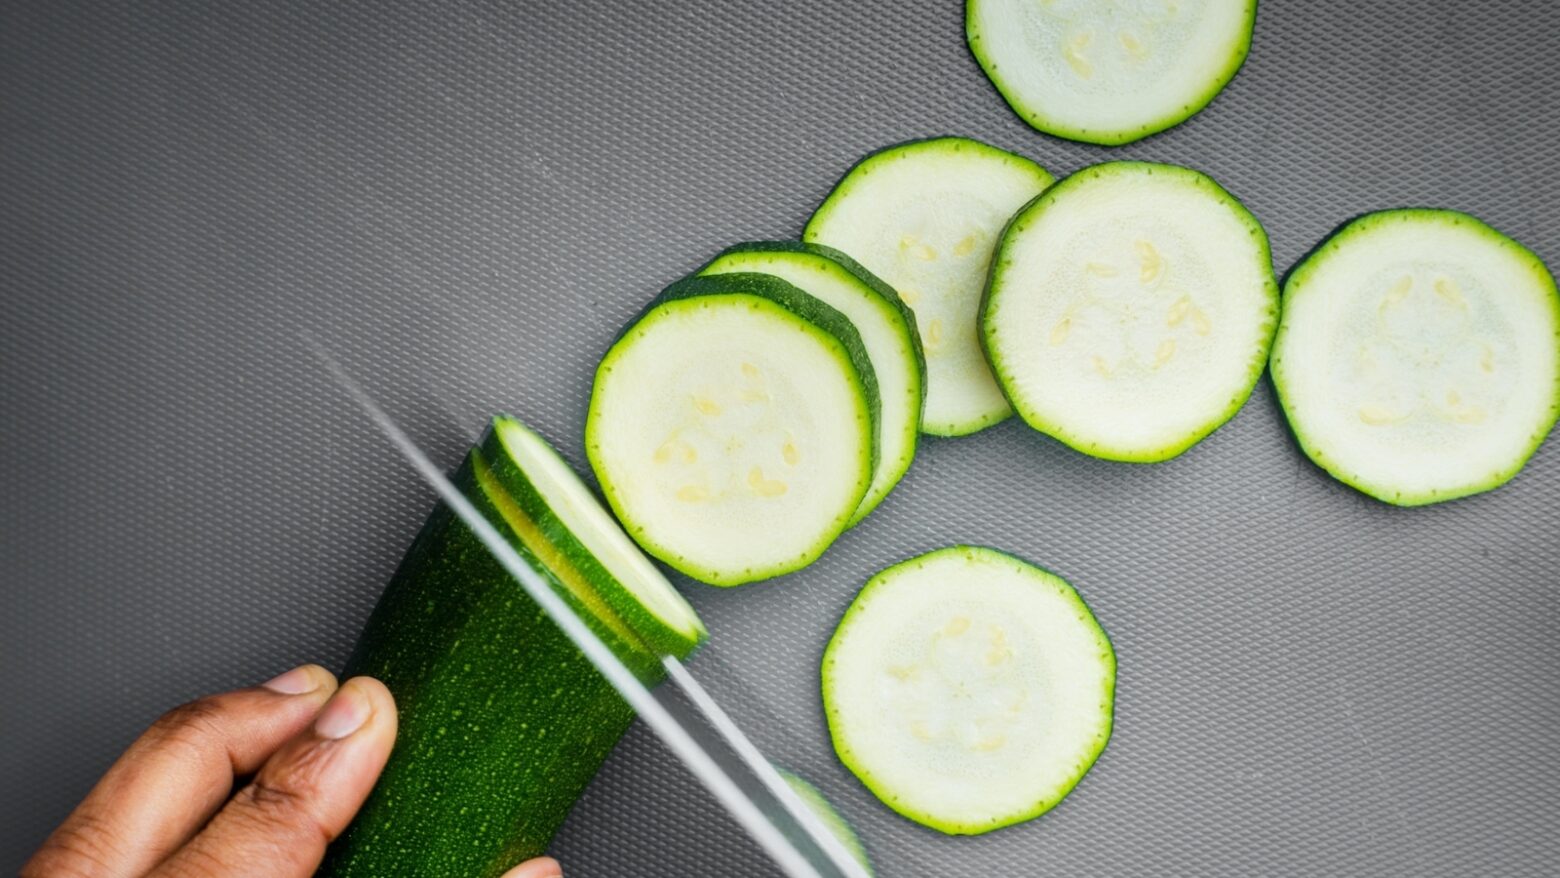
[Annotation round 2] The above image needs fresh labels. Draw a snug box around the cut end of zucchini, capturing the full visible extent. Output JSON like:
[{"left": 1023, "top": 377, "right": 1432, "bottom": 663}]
[
  {"left": 699, "top": 242, "right": 924, "bottom": 526},
  {"left": 1272, "top": 209, "right": 1560, "bottom": 505},
  {"left": 966, "top": 0, "right": 1256, "bottom": 145},
  {"left": 488, "top": 416, "right": 706, "bottom": 655},
  {"left": 822, "top": 546, "right": 1115, "bottom": 835},
  {"left": 984, "top": 161, "right": 1278, "bottom": 461},
  {"left": 588, "top": 274, "right": 877, "bottom": 586},
  {"left": 805, "top": 137, "right": 1053, "bottom": 437}
]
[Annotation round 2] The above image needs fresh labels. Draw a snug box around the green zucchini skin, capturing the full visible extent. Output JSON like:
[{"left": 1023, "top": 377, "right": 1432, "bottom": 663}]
[
  {"left": 320, "top": 440, "right": 689, "bottom": 876},
  {"left": 702, "top": 242, "right": 926, "bottom": 422}
]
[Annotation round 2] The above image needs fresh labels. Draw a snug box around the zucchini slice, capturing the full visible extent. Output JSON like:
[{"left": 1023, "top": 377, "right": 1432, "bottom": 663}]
[
  {"left": 587, "top": 273, "right": 879, "bottom": 586},
  {"left": 966, "top": 0, "right": 1256, "bottom": 145},
  {"left": 699, "top": 242, "right": 924, "bottom": 525},
  {"left": 1271, "top": 209, "right": 1560, "bottom": 506},
  {"left": 777, "top": 769, "right": 874, "bottom": 875},
  {"left": 322, "top": 418, "right": 706, "bottom": 877},
  {"left": 822, "top": 546, "right": 1115, "bottom": 835},
  {"left": 983, "top": 161, "right": 1278, "bottom": 462},
  {"left": 484, "top": 416, "right": 706, "bottom": 655},
  {"left": 805, "top": 137, "right": 1054, "bottom": 437}
]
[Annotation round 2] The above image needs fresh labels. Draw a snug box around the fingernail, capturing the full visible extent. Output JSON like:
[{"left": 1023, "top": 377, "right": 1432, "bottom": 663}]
[
  {"left": 262, "top": 665, "right": 321, "bottom": 695},
  {"left": 314, "top": 679, "right": 373, "bottom": 739}
]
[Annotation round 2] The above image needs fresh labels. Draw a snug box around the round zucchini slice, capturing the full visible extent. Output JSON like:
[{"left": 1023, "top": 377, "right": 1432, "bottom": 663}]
[
  {"left": 966, "top": 0, "right": 1256, "bottom": 145},
  {"left": 586, "top": 273, "right": 878, "bottom": 586},
  {"left": 699, "top": 242, "right": 924, "bottom": 526},
  {"left": 1271, "top": 209, "right": 1560, "bottom": 506},
  {"left": 822, "top": 546, "right": 1115, "bottom": 835},
  {"left": 482, "top": 416, "right": 707, "bottom": 657},
  {"left": 805, "top": 137, "right": 1053, "bottom": 437},
  {"left": 983, "top": 161, "right": 1278, "bottom": 461}
]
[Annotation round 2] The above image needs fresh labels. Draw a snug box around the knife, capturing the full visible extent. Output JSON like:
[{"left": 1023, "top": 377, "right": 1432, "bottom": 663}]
[{"left": 313, "top": 341, "right": 873, "bottom": 878}]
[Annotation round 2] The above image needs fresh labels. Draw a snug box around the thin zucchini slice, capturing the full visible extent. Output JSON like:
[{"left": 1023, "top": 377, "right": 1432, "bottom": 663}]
[
  {"left": 699, "top": 242, "right": 924, "bottom": 525},
  {"left": 777, "top": 769, "right": 874, "bottom": 875},
  {"left": 587, "top": 273, "right": 879, "bottom": 586},
  {"left": 485, "top": 416, "right": 706, "bottom": 655},
  {"left": 966, "top": 0, "right": 1256, "bottom": 145},
  {"left": 822, "top": 546, "right": 1115, "bottom": 835},
  {"left": 805, "top": 137, "right": 1053, "bottom": 436},
  {"left": 323, "top": 418, "right": 707, "bottom": 877},
  {"left": 1271, "top": 209, "right": 1560, "bottom": 506},
  {"left": 983, "top": 161, "right": 1278, "bottom": 461}
]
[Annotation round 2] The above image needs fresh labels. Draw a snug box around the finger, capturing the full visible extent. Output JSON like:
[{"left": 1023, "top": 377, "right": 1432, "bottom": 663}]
[
  {"left": 152, "top": 676, "right": 397, "bottom": 878},
  {"left": 21, "top": 665, "right": 337, "bottom": 878},
  {"left": 500, "top": 857, "right": 564, "bottom": 878}
]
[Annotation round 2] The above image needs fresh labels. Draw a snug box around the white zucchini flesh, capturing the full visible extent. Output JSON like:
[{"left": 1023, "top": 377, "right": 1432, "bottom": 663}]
[
  {"left": 822, "top": 546, "right": 1115, "bottom": 835},
  {"left": 587, "top": 293, "right": 873, "bottom": 586},
  {"left": 983, "top": 162, "right": 1278, "bottom": 461},
  {"left": 1271, "top": 209, "right": 1560, "bottom": 506},
  {"left": 492, "top": 417, "right": 706, "bottom": 647},
  {"left": 967, "top": 0, "right": 1255, "bottom": 145},
  {"left": 699, "top": 244, "right": 923, "bottom": 526},
  {"left": 805, "top": 137, "right": 1053, "bottom": 436}
]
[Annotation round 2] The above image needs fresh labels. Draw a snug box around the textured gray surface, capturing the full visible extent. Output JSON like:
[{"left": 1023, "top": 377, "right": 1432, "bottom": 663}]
[{"left": 2, "top": 1, "right": 1558, "bottom": 875}]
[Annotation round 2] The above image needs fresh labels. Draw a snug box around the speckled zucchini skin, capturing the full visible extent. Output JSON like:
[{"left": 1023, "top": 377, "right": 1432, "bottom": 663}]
[{"left": 320, "top": 449, "right": 666, "bottom": 877}]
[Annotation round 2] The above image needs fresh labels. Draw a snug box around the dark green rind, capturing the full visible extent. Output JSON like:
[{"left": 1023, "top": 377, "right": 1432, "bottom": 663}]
[
  {"left": 481, "top": 416, "right": 706, "bottom": 657},
  {"left": 320, "top": 451, "right": 654, "bottom": 878},
  {"left": 698, "top": 241, "right": 926, "bottom": 524},
  {"left": 965, "top": 0, "right": 1257, "bottom": 146},
  {"left": 702, "top": 241, "right": 927, "bottom": 404},
  {"left": 803, "top": 137, "right": 1054, "bottom": 437},
  {"left": 1271, "top": 208, "right": 1560, "bottom": 507},
  {"left": 981, "top": 161, "right": 1279, "bottom": 463},
  {"left": 587, "top": 272, "right": 878, "bottom": 586},
  {"left": 821, "top": 545, "right": 1116, "bottom": 836}
]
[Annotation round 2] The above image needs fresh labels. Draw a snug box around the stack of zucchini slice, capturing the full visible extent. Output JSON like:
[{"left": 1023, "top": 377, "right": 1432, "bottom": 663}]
[{"left": 586, "top": 246, "right": 926, "bottom": 586}]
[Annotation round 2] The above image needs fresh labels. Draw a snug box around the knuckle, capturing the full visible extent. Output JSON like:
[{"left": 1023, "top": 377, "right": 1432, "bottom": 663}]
[
  {"left": 22, "top": 811, "right": 124, "bottom": 878},
  {"left": 148, "top": 698, "right": 226, "bottom": 751},
  {"left": 143, "top": 696, "right": 235, "bottom": 764},
  {"left": 230, "top": 772, "right": 333, "bottom": 847},
  {"left": 153, "top": 696, "right": 229, "bottom": 741}
]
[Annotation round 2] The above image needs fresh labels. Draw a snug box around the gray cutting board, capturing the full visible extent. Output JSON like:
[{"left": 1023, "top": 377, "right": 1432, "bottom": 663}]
[{"left": 3, "top": 1, "right": 1557, "bottom": 875}]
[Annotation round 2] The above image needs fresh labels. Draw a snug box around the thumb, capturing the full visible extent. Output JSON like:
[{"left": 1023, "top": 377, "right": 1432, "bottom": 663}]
[
  {"left": 151, "top": 677, "right": 398, "bottom": 878},
  {"left": 501, "top": 857, "right": 563, "bottom": 878}
]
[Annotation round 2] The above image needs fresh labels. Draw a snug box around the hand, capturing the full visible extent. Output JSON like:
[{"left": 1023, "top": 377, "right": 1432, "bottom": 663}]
[{"left": 23, "top": 665, "right": 563, "bottom": 878}]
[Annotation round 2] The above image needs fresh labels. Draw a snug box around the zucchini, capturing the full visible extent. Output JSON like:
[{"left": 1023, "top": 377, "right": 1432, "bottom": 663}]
[
  {"left": 485, "top": 416, "right": 706, "bottom": 654},
  {"left": 982, "top": 161, "right": 1278, "bottom": 462},
  {"left": 586, "top": 273, "right": 879, "bottom": 586},
  {"left": 698, "top": 242, "right": 924, "bottom": 525},
  {"left": 804, "top": 137, "right": 1053, "bottom": 436},
  {"left": 822, "top": 546, "right": 1114, "bottom": 835},
  {"left": 966, "top": 0, "right": 1256, "bottom": 145},
  {"left": 777, "top": 769, "right": 874, "bottom": 875},
  {"left": 1271, "top": 209, "right": 1560, "bottom": 505},
  {"left": 320, "top": 419, "right": 705, "bottom": 877}
]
